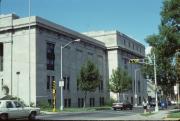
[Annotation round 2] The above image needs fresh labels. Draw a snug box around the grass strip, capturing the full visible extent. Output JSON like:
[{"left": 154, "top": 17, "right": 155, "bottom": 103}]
[{"left": 167, "top": 111, "right": 180, "bottom": 118}]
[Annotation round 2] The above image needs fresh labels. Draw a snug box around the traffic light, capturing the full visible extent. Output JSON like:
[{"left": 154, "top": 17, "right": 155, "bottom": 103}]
[
  {"left": 52, "top": 80, "right": 56, "bottom": 90},
  {"left": 129, "top": 59, "right": 140, "bottom": 63},
  {"left": 129, "top": 59, "right": 145, "bottom": 64}
]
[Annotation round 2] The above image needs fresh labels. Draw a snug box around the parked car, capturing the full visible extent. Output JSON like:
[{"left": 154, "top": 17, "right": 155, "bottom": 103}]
[
  {"left": 0, "top": 100, "right": 40, "bottom": 120},
  {"left": 171, "top": 100, "right": 177, "bottom": 105},
  {"left": 149, "top": 100, "right": 156, "bottom": 107},
  {"left": 160, "top": 100, "right": 167, "bottom": 109},
  {"left": 112, "top": 101, "right": 133, "bottom": 110}
]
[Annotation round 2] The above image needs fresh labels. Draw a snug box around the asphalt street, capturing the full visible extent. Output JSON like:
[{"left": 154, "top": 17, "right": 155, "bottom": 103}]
[{"left": 36, "top": 107, "right": 161, "bottom": 120}]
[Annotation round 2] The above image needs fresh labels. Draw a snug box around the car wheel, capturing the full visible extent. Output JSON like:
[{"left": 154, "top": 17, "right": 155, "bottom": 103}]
[
  {"left": 28, "top": 112, "right": 36, "bottom": 120},
  {"left": 0, "top": 114, "right": 8, "bottom": 120}
]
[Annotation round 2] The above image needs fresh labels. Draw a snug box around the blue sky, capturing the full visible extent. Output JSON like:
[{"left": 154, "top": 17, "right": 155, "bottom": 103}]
[{"left": 1, "top": 0, "right": 163, "bottom": 47}]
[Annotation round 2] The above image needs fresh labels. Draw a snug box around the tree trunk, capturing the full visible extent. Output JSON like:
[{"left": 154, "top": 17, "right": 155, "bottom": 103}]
[
  {"left": 123, "top": 92, "right": 125, "bottom": 101},
  {"left": 117, "top": 92, "right": 120, "bottom": 102},
  {"left": 83, "top": 91, "right": 87, "bottom": 108}
]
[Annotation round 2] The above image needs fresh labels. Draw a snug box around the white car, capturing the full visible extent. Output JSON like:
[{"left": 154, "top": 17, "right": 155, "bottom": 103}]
[{"left": 0, "top": 100, "right": 40, "bottom": 120}]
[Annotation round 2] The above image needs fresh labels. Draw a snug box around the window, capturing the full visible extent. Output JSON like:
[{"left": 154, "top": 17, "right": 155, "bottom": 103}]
[
  {"left": 133, "top": 44, "right": 135, "bottom": 50},
  {"left": 63, "top": 76, "right": 70, "bottom": 90},
  {"left": 51, "top": 76, "right": 55, "bottom": 89},
  {"left": 138, "top": 81, "right": 140, "bottom": 93},
  {"left": 129, "top": 42, "right": 131, "bottom": 48},
  {"left": 89, "top": 98, "right": 95, "bottom": 107},
  {"left": 1, "top": 79, "right": 3, "bottom": 90},
  {"left": 14, "top": 101, "right": 22, "bottom": 108},
  {"left": 99, "top": 97, "right": 105, "bottom": 106},
  {"left": 124, "top": 59, "right": 128, "bottom": 70},
  {"left": 131, "top": 97, "right": 133, "bottom": 104},
  {"left": 64, "top": 99, "right": 67, "bottom": 107},
  {"left": 6, "top": 101, "right": 13, "bottom": 108},
  {"left": 47, "top": 76, "right": 50, "bottom": 90},
  {"left": 47, "top": 42, "right": 55, "bottom": 70},
  {"left": 123, "top": 39, "right": 126, "bottom": 45},
  {"left": 0, "top": 43, "right": 3, "bottom": 71},
  {"left": 99, "top": 80, "right": 103, "bottom": 91},
  {"left": 139, "top": 96, "right": 142, "bottom": 105},
  {"left": 77, "top": 81, "right": 79, "bottom": 91},
  {"left": 64, "top": 98, "right": 71, "bottom": 108},
  {"left": 78, "top": 98, "right": 84, "bottom": 107},
  {"left": 68, "top": 99, "right": 71, "bottom": 107},
  {"left": 48, "top": 99, "right": 52, "bottom": 106}
]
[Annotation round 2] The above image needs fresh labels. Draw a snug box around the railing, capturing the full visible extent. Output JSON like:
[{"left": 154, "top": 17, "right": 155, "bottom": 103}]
[{"left": 0, "top": 56, "right": 3, "bottom": 71}]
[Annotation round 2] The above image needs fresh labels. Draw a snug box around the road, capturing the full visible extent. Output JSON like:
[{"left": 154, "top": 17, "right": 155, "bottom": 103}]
[{"left": 36, "top": 107, "right": 159, "bottom": 120}]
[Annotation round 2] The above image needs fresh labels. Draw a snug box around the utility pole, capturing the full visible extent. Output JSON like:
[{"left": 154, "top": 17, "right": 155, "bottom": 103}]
[
  {"left": 153, "top": 53, "right": 159, "bottom": 112},
  {"left": 28, "top": 0, "right": 31, "bottom": 106}
]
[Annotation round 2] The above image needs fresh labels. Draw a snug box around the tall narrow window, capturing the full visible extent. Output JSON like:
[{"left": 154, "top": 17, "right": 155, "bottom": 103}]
[
  {"left": 78, "top": 98, "right": 84, "bottom": 107},
  {"left": 64, "top": 99, "right": 67, "bottom": 107},
  {"left": 51, "top": 76, "right": 55, "bottom": 89},
  {"left": 131, "top": 97, "right": 133, "bottom": 104},
  {"left": 138, "top": 81, "right": 140, "bottom": 93},
  {"left": 123, "top": 39, "right": 126, "bottom": 45},
  {"left": 63, "top": 77, "right": 66, "bottom": 90},
  {"left": 0, "top": 43, "right": 3, "bottom": 71},
  {"left": 99, "top": 97, "right": 105, "bottom": 106},
  {"left": 63, "top": 76, "right": 70, "bottom": 90},
  {"left": 90, "top": 98, "right": 95, "bottom": 107},
  {"left": 139, "top": 96, "right": 141, "bottom": 105},
  {"left": 1, "top": 79, "right": 3, "bottom": 90},
  {"left": 67, "top": 77, "right": 70, "bottom": 90},
  {"left": 47, "top": 76, "right": 50, "bottom": 90},
  {"left": 99, "top": 80, "right": 103, "bottom": 91},
  {"left": 47, "top": 42, "right": 55, "bottom": 70},
  {"left": 68, "top": 98, "right": 71, "bottom": 107}
]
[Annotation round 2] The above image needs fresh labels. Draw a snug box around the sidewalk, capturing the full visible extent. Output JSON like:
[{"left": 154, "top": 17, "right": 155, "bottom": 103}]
[{"left": 134, "top": 109, "right": 180, "bottom": 120}]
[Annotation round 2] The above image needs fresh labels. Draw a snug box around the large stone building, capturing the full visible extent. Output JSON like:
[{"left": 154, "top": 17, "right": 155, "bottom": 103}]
[
  {"left": 0, "top": 13, "right": 146, "bottom": 107},
  {"left": 83, "top": 31, "right": 146, "bottom": 105}
]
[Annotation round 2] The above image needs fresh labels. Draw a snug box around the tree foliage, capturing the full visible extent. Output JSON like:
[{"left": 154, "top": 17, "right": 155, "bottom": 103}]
[
  {"left": 2, "top": 85, "right": 9, "bottom": 95},
  {"left": 145, "top": 0, "right": 180, "bottom": 96},
  {"left": 109, "top": 68, "right": 132, "bottom": 101},
  {"left": 77, "top": 60, "right": 101, "bottom": 107}
]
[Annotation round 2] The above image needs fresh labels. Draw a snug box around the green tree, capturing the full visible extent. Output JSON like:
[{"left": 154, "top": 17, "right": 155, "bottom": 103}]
[
  {"left": 145, "top": 0, "right": 180, "bottom": 97},
  {"left": 160, "top": 0, "right": 180, "bottom": 56},
  {"left": 77, "top": 60, "right": 101, "bottom": 108},
  {"left": 109, "top": 68, "right": 132, "bottom": 102},
  {"left": 2, "top": 85, "right": 9, "bottom": 95}
]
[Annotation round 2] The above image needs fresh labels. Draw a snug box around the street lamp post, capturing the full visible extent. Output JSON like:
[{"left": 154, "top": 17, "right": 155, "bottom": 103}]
[
  {"left": 135, "top": 68, "right": 140, "bottom": 107},
  {"left": 153, "top": 53, "right": 159, "bottom": 112},
  {"left": 16, "top": 71, "right": 20, "bottom": 100},
  {"left": 60, "top": 39, "right": 80, "bottom": 111}
]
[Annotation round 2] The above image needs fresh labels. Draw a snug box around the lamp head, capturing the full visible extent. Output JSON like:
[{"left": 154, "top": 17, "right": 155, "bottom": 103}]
[{"left": 74, "top": 39, "right": 80, "bottom": 42}]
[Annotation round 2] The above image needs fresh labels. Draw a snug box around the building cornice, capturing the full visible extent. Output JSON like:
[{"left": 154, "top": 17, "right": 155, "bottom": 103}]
[{"left": 107, "top": 46, "right": 145, "bottom": 58}]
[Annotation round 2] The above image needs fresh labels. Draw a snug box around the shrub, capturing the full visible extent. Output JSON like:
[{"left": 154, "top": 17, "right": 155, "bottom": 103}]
[{"left": 36, "top": 100, "right": 51, "bottom": 109}]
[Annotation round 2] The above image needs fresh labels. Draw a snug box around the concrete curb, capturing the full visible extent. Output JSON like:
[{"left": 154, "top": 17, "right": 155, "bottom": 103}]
[{"left": 163, "top": 118, "right": 180, "bottom": 120}]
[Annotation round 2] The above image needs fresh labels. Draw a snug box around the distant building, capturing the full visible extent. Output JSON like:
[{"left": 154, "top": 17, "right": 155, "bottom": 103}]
[{"left": 0, "top": 13, "right": 146, "bottom": 107}]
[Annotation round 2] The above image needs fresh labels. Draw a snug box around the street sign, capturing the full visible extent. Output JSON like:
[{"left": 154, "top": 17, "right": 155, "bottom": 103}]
[
  {"left": 59, "top": 81, "right": 64, "bottom": 87},
  {"left": 135, "top": 94, "right": 137, "bottom": 98},
  {"left": 174, "top": 85, "right": 178, "bottom": 94}
]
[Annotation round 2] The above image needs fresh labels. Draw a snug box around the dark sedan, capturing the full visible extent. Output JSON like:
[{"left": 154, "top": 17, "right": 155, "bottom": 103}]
[{"left": 112, "top": 101, "right": 133, "bottom": 110}]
